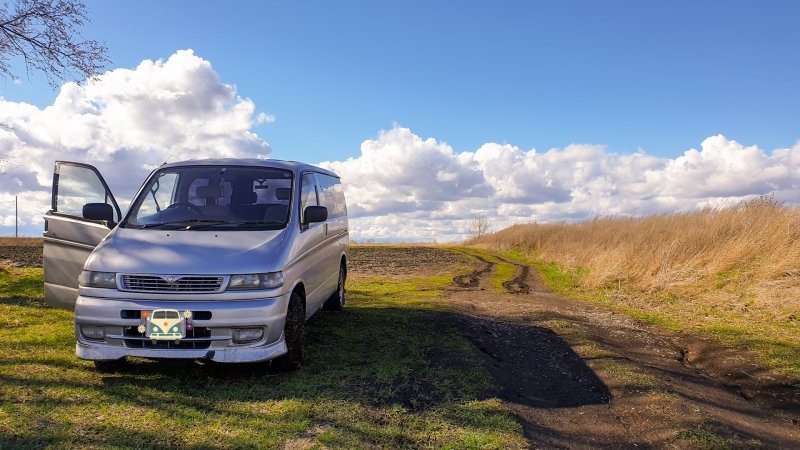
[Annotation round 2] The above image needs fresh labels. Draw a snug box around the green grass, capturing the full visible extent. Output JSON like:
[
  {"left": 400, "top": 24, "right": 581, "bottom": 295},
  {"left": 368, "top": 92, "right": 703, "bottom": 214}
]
[
  {"left": 675, "top": 424, "right": 764, "bottom": 450},
  {"left": 0, "top": 266, "right": 526, "bottom": 449},
  {"left": 496, "top": 248, "right": 800, "bottom": 378},
  {"left": 490, "top": 263, "right": 515, "bottom": 292}
]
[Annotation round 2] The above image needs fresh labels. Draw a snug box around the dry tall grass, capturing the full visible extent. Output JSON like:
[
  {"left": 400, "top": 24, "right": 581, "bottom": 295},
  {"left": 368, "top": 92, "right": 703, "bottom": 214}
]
[
  {"left": 470, "top": 197, "right": 800, "bottom": 373},
  {"left": 0, "top": 237, "right": 43, "bottom": 247},
  {"left": 470, "top": 197, "right": 800, "bottom": 320}
]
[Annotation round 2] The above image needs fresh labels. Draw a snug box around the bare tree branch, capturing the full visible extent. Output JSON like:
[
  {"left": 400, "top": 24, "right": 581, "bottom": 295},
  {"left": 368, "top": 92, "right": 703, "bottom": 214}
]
[
  {"left": 0, "top": 0, "right": 109, "bottom": 88},
  {"left": 467, "top": 213, "right": 490, "bottom": 240}
]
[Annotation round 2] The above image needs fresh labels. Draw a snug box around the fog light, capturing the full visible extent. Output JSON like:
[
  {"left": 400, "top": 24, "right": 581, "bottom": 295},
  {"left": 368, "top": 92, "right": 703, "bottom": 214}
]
[
  {"left": 81, "top": 326, "right": 105, "bottom": 340},
  {"left": 232, "top": 327, "right": 264, "bottom": 343}
]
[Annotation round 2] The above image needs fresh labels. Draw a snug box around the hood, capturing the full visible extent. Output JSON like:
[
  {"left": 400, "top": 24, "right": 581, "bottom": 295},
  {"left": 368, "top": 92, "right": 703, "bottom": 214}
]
[{"left": 84, "top": 227, "right": 287, "bottom": 275}]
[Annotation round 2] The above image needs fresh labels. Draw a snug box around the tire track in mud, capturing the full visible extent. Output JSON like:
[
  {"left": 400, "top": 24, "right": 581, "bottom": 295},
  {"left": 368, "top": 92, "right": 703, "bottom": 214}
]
[
  {"left": 496, "top": 255, "right": 532, "bottom": 294},
  {"left": 452, "top": 253, "right": 494, "bottom": 289},
  {"left": 451, "top": 249, "right": 534, "bottom": 295},
  {"left": 442, "top": 247, "right": 800, "bottom": 448},
  {"left": 457, "top": 248, "right": 800, "bottom": 411}
]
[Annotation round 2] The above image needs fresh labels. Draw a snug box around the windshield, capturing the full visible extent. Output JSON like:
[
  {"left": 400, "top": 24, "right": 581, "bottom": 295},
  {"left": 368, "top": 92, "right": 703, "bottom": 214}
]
[{"left": 122, "top": 166, "right": 293, "bottom": 230}]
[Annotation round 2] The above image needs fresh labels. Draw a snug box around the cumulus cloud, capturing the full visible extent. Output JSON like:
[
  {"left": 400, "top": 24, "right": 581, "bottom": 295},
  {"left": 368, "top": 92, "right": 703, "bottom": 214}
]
[
  {"left": 0, "top": 50, "right": 798, "bottom": 242},
  {"left": 0, "top": 49, "right": 271, "bottom": 229},
  {"left": 320, "top": 128, "right": 800, "bottom": 242},
  {"left": 320, "top": 128, "right": 491, "bottom": 218}
]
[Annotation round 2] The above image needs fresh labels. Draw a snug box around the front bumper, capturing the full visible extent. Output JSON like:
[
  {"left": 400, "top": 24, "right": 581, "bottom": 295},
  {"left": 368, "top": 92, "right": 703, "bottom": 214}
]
[{"left": 74, "top": 293, "right": 290, "bottom": 363}]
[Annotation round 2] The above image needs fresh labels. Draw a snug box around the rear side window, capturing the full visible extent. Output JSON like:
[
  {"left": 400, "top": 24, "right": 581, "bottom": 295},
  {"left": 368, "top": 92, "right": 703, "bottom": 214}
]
[{"left": 317, "top": 174, "right": 347, "bottom": 219}]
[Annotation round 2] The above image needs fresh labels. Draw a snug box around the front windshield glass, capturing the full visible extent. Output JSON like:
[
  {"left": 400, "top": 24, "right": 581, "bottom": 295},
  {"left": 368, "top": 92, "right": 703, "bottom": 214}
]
[{"left": 122, "top": 166, "right": 293, "bottom": 230}]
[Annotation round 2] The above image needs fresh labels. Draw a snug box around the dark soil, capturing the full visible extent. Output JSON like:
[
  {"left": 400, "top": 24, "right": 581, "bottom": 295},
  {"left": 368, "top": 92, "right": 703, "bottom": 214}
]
[
  {"left": 454, "top": 314, "right": 611, "bottom": 408},
  {"left": 348, "top": 245, "right": 471, "bottom": 280},
  {"left": 0, "top": 245, "right": 43, "bottom": 268},
  {"left": 352, "top": 246, "right": 800, "bottom": 449}
]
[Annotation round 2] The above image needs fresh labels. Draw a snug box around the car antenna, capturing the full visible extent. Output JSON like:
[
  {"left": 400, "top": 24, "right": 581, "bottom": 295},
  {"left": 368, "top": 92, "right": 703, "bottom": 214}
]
[{"left": 161, "top": 154, "right": 174, "bottom": 166}]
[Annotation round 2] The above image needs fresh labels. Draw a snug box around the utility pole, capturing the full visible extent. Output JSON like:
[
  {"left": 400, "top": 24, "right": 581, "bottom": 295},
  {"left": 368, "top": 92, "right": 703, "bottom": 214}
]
[{"left": 15, "top": 195, "right": 18, "bottom": 238}]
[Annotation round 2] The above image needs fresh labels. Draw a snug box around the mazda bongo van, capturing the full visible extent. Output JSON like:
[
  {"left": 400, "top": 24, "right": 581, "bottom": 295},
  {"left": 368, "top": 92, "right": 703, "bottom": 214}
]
[{"left": 43, "top": 159, "right": 349, "bottom": 370}]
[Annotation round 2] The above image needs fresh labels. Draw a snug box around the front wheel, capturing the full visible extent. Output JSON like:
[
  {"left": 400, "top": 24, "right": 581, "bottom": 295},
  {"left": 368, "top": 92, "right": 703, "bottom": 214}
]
[
  {"left": 323, "top": 263, "right": 346, "bottom": 311},
  {"left": 275, "top": 292, "right": 305, "bottom": 371}
]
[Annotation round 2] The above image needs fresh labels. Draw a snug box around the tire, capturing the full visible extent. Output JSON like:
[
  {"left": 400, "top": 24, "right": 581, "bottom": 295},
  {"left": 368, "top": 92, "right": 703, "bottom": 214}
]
[
  {"left": 94, "top": 358, "right": 127, "bottom": 373},
  {"left": 323, "top": 263, "right": 346, "bottom": 311},
  {"left": 275, "top": 292, "right": 305, "bottom": 371}
]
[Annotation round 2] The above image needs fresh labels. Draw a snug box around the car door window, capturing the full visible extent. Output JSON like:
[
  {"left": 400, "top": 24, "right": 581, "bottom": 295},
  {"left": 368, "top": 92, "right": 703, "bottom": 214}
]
[
  {"left": 299, "top": 173, "right": 319, "bottom": 224},
  {"left": 54, "top": 163, "right": 119, "bottom": 221}
]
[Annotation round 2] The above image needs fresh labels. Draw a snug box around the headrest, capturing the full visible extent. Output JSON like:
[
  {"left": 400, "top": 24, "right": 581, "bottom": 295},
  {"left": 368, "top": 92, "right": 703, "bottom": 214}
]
[
  {"left": 231, "top": 189, "right": 257, "bottom": 205},
  {"left": 276, "top": 188, "right": 291, "bottom": 201},
  {"left": 196, "top": 184, "right": 221, "bottom": 199}
]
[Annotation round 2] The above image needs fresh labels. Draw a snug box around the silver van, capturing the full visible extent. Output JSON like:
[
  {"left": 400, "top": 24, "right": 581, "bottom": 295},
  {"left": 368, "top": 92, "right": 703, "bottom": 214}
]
[{"left": 43, "top": 159, "right": 349, "bottom": 370}]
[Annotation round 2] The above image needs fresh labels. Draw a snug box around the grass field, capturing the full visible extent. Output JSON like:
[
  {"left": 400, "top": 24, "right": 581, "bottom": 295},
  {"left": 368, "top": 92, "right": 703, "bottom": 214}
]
[
  {"left": 471, "top": 198, "right": 800, "bottom": 377},
  {"left": 0, "top": 237, "right": 43, "bottom": 247},
  {"left": 0, "top": 265, "right": 526, "bottom": 449}
]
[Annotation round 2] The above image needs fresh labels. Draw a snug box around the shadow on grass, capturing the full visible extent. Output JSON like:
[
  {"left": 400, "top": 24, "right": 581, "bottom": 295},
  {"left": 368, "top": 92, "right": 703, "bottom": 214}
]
[
  {"left": 68, "top": 306, "right": 609, "bottom": 410},
  {"left": 0, "top": 281, "right": 608, "bottom": 448}
]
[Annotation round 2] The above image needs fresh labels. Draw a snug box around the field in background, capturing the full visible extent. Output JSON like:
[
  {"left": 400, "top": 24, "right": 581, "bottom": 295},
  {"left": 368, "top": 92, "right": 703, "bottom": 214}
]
[
  {"left": 471, "top": 197, "right": 800, "bottom": 376},
  {"left": 0, "top": 237, "right": 43, "bottom": 246}
]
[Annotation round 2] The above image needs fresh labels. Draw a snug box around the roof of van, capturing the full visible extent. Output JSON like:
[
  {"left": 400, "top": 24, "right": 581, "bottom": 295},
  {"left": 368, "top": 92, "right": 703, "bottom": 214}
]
[{"left": 160, "top": 158, "right": 339, "bottom": 178}]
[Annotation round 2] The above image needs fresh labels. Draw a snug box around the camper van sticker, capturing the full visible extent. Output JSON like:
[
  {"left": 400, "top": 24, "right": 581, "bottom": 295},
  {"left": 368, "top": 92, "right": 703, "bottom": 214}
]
[{"left": 140, "top": 309, "right": 187, "bottom": 340}]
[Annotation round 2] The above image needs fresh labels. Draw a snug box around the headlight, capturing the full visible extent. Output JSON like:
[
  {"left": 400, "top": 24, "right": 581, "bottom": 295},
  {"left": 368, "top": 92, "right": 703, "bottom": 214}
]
[
  {"left": 228, "top": 272, "right": 284, "bottom": 290},
  {"left": 79, "top": 270, "right": 117, "bottom": 289}
]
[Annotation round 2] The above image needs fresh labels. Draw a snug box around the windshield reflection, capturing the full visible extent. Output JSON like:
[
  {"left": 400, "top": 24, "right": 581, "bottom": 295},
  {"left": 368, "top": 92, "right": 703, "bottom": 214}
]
[{"left": 122, "top": 166, "right": 293, "bottom": 231}]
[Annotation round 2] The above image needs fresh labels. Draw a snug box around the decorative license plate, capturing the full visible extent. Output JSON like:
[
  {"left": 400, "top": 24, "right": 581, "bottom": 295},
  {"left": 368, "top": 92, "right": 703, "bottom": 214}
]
[{"left": 141, "top": 308, "right": 187, "bottom": 341}]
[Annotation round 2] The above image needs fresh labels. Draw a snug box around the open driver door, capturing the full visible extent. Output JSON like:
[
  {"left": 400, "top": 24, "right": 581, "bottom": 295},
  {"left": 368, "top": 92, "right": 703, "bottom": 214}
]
[{"left": 43, "top": 161, "right": 120, "bottom": 309}]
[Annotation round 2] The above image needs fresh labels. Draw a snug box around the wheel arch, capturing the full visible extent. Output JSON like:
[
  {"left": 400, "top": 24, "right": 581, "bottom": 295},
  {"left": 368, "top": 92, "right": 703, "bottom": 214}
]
[{"left": 288, "top": 280, "right": 307, "bottom": 314}]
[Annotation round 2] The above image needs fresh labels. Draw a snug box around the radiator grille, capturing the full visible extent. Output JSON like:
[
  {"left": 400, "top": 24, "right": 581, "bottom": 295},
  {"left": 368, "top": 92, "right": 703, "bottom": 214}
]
[{"left": 121, "top": 274, "right": 224, "bottom": 293}]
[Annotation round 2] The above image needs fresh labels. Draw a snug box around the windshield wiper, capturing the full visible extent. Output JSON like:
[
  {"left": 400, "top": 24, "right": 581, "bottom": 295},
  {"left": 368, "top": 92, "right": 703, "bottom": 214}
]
[
  {"left": 135, "top": 219, "right": 233, "bottom": 230},
  {"left": 232, "top": 220, "right": 286, "bottom": 229}
]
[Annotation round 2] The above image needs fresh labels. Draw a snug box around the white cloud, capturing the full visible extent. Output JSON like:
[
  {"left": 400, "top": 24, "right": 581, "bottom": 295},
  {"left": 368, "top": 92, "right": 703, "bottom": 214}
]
[
  {"left": 0, "top": 49, "right": 271, "bottom": 232},
  {"left": 1, "top": 50, "right": 799, "bottom": 242},
  {"left": 256, "top": 112, "right": 276, "bottom": 124},
  {"left": 321, "top": 128, "right": 800, "bottom": 242},
  {"left": 319, "top": 127, "right": 491, "bottom": 219}
]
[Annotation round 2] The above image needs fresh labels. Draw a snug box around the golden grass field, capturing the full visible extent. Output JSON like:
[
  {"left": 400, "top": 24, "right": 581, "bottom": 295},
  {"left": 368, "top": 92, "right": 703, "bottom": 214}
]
[
  {"left": 0, "top": 237, "right": 43, "bottom": 247},
  {"left": 471, "top": 196, "right": 800, "bottom": 375}
]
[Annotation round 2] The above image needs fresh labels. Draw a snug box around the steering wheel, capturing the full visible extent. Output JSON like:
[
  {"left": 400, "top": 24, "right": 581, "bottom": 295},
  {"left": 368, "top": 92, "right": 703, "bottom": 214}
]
[{"left": 166, "top": 202, "right": 204, "bottom": 215}]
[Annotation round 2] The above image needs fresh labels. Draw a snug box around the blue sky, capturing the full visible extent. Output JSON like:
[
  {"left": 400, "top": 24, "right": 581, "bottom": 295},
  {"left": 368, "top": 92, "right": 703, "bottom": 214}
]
[{"left": 3, "top": 0, "right": 799, "bottom": 162}]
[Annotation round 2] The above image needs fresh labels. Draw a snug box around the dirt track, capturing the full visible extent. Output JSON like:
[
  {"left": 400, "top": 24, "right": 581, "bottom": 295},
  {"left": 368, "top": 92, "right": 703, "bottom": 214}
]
[{"left": 353, "top": 246, "right": 800, "bottom": 449}]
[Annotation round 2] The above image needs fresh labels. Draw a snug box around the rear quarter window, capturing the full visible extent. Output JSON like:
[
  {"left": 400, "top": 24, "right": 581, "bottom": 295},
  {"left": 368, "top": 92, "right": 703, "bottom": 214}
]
[{"left": 317, "top": 174, "right": 347, "bottom": 219}]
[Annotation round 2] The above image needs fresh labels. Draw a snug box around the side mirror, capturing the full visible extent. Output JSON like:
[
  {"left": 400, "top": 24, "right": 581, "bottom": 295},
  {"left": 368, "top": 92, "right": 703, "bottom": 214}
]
[
  {"left": 303, "top": 206, "right": 328, "bottom": 225},
  {"left": 83, "top": 203, "right": 115, "bottom": 225}
]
